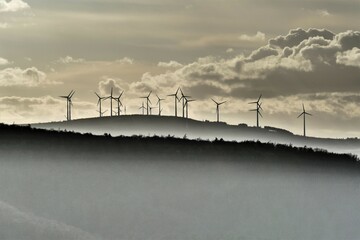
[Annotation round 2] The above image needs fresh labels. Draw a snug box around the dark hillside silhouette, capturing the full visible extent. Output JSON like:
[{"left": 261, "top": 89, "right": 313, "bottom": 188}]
[
  {"left": 1, "top": 124, "right": 358, "bottom": 171},
  {"left": 2, "top": 123, "right": 360, "bottom": 240},
  {"left": 30, "top": 115, "right": 360, "bottom": 156}
]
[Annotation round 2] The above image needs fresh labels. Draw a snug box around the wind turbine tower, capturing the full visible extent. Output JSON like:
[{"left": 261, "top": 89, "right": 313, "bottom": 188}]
[
  {"left": 167, "top": 87, "right": 180, "bottom": 117},
  {"left": 140, "top": 91, "right": 152, "bottom": 115},
  {"left": 139, "top": 102, "right": 146, "bottom": 115},
  {"left": 179, "top": 89, "right": 191, "bottom": 118},
  {"left": 113, "top": 91, "right": 124, "bottom": 116},
  {"left": 95, "top": 92, "right": 108, "bottom": 118},
  {"left": 185, "top": 99, "right": 195, "bottom": 119},
  {"left": 211, "top": 98, "right": 227, "bottom": 122},
  {"left": 249, "top": 94, "right": 263, "bottom": 127},
  {"left": 156, "top": 94, "right": 165, "bottom": 116},
  {"left": 59, "top": 90, "right": 75, "bottom": 121},
  {"left": 109, "top": 87, "right": 114, "bottom": 117},
  {"left": 297, "top": 103, "right": 312, "bottom": 137}
]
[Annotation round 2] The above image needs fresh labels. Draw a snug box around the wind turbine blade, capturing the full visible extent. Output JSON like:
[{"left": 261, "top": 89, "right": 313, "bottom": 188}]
[
  {"left": 249, "top": 109, "right": 257, "bottom": 112},
  {"left": 297, "top": 112, "right": 304, "bottom": 118},
  {"left": 258, "top": 103, "right": 263, "bottom": 111},
  {"left": 147, "top": 91, "right": 152, "bottom": 97},
  {"left": 67, "top": 90, "right": 74, "bottom": 98},
  {"left": 175, "top": 87, "right": 180, "bottom": 95},
  {"left": 258, "top": 111, "right": 263, "bottom": 118},
  {"left": 59, "top": 96, "right": 68, "bottom": 98},
  {"left": 94, "top": 92, "right": 100, "bottom": 98},
  {"left": 219, "top": 101, "right": 227, "bottom": 105},
  {"left": 248, "top": 101, "right": 257, "bottom": 104},
  {"left": 305, "top": 112, "right": 312, "bottom": 116},
  {"left": 257, "top": 94, "right": 262, "bottom": 103},
  {"left": 70, "top": 91, "right": 75, "bottom": 98},
  {"left": 302, "top": 103, "right": 305, "bottom": 112},
  {"left": 97, "top": 99, "right": 101, "bottom": 106}
]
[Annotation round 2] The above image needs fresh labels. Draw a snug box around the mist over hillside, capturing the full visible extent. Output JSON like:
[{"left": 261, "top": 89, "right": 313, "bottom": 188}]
[
  {"left": 31, "top": 115, "right": 360, "bottom": 156},
  {"left": 1, "top": 124, "right": 360, "bottom": 240}
]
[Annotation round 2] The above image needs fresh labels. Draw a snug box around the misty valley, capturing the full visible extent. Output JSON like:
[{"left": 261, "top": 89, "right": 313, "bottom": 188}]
[{"left": 0, "top": 125, "right": 360, "bottom": 240}]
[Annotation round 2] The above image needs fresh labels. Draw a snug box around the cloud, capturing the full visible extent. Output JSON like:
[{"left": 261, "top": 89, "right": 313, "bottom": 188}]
[
  {"left": 0, "top": 57, "right": 10, "bottom": 65},
  {"left": 115, "top": 57, "right": 134, "bottom": 64},
  {"left": 0, "top": 22, "right": 9, "bottom": 28},
  {"left": 0, "top": 0, "right": 30, "bottom": 12},
  {"left": 158, "top": 60, "right": 183, "bottom": 68},
  {"left": 336, "top": 47, "right": 360, "bottom": 67},
  {"left": 57, "top": 56, "right": 85, "bottom": 64},
  {"left": 316, "top": 9, "right": 331, "bottom": 17},
  {"left": 56, "top": 56, "right": 134, "bottom": 65},
  {"left": 0, "top": 67, "right": 58, "bottom": 87},
  {"left": 0, "top": 95, "right": 95, "bottom": 123},
  {"left": 269, "top": 28, "right": 334, "bottom": 48},
  {"left": 129, "top": 28, "right": 360, "bottom": 101},
  {"left": 98, "top": 77, "right": 124, "bottom": 96},
  {"left": 239, "top": 31, "right": 265, "bottom": 42},
  {"left": 226, "top": 48, "right": 234, "bottom": 53}
]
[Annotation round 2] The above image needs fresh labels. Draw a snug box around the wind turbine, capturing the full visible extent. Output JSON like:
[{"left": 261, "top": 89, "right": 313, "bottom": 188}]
[
  {"left": 59, "top": 90, "right": 75, "bottom": 121},
  {"left": 113, "top": 91, "right": 124, "bottom": 116},
  {"left": 156, "top": 94, "right": 165, "bottom": 116},
  {"left": 108, "top": 87, "right": 114, "bottom": 117},
  {"left": 179, "top": 88, "right": 191, "bottom": 118},
  {"left": 95, "top": 92, "right": 109, "bottom": 118},
  {"left": 185, "top": 98, "right": 195, "bottom": 119},
  {"left": 211, "top": 99, "right": 227, "bottom": 122},
  {"left": 140, "top": 91, "right": 152, "bottom": 115},
  {"left": 139, "top": 102, "right": 146, "bottom": 115},
  {"left": 297, "top": 103, "right": 312, "bottom": 137},
  {"left": 249, "top": 94, "right": 263, "bottom": 127},
  {"left": 167, "top": 87, "right": 180, "bottom": 117}
]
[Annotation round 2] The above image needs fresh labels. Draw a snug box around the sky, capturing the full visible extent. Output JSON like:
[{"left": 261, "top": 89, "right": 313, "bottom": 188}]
[{"left": 0, "top": 0, "right": 359, "bottom": 138}]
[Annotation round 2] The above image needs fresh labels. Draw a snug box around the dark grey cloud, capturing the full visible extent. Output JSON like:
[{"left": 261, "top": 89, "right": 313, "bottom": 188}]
[
  {"left": 136, "top": 28, "right": 360, "bottom": 101},
  {"left": 336, "top": 30, "right": 360, "bottom": 51},
  {"left": 246, "top": 45, "right": 278, "bottom": 61},
  {"left": 269, "top": 28, "right": 334, "bottom": 48}
]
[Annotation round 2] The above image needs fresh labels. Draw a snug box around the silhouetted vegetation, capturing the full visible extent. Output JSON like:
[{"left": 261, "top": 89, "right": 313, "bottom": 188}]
[{"left": 0, "top": 124, "right": 358, "bottom": 170}]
